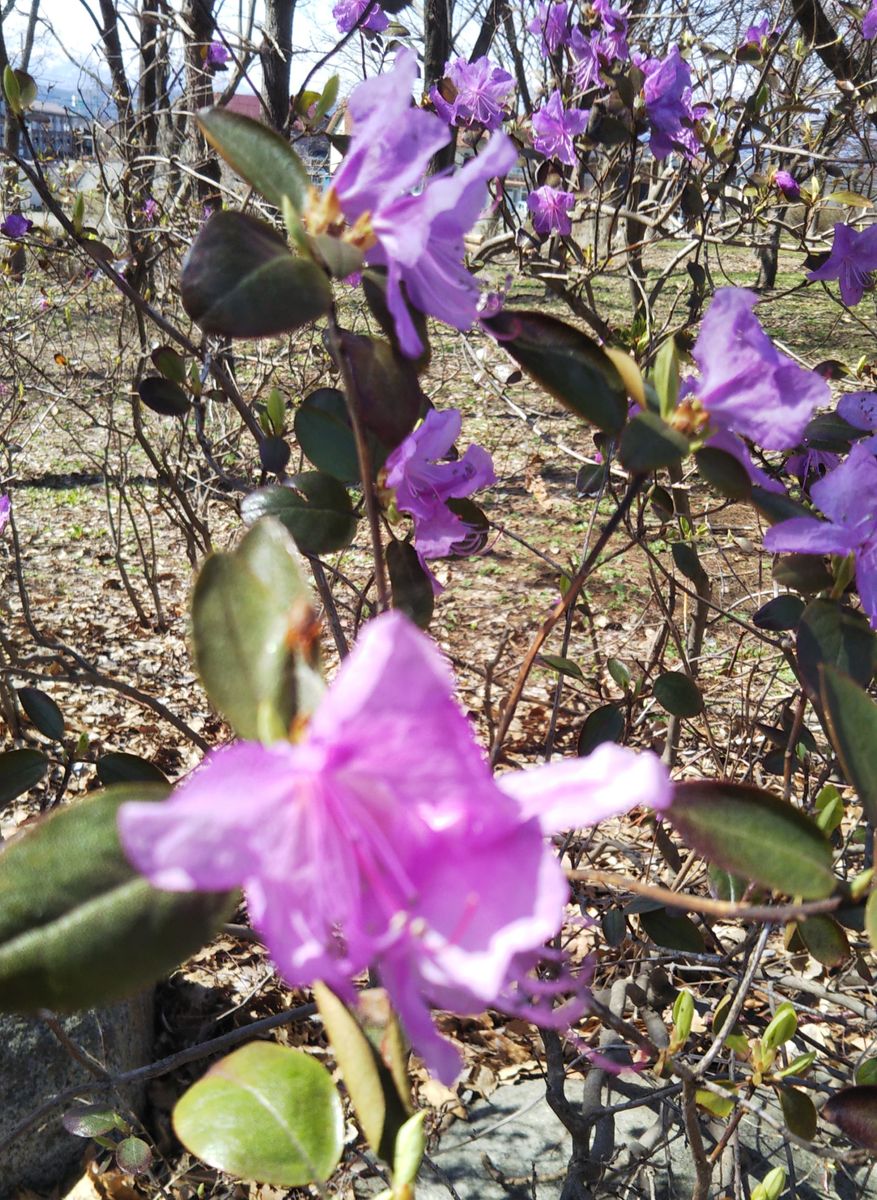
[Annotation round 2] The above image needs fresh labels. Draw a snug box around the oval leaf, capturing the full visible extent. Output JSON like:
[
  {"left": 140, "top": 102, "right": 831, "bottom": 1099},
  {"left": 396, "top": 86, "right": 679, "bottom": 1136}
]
[
  {"left": 387, "top": 538, "right": 434, "bottom": 630},
  {"left": 797, "top": 599, "right": 876, "bottom": 698},
  {"left": 694, "top": 447, "right": 752, "bottom": 499},
  {"left": 0, "top": 748, "right": 48, "bottom": 806},
  {"left": 620, "top": 411, "right": 690, "bottom": 475},
  {"left": 137, "top": 376, "right": 191, "bottom": 418},
  {"left": 577, "top": 703, "right": 624, "bottom": 756},
  {"left": 822, "top": 1086, "right": 877, "bottom": 1151},
  {"left": 17, "top": 687, "right": 65, "bottom": 741},
  {"left": 96, "top": 752, "right": 169, "bottom": 787},
  {"left": 639, "top": 907, "right": 705, "bottom": 954},
  {"left": 198, "top": 107, "right": 310, "bottom": 213},
  {"left": 483, "top": 310, "right": 628, "bottom": 434},
  {"left": 0, "top": 786, "right": 234, "bottom": 1011},
  {"left": 820, "top": 665, "right": 877, "bottom": 826},
  {"left": 151, "top": 346, "right": 187, "bottom": 385},
  {"left": 654, "top": 671, "right": 704, "bottom": 718},
  {"left": 778, "top": 1085, "right": 817, "bottom": 1141},
  {"left": 753, "top": 595, "right": 805, "bottom": 632},
  {"left": 181, "top": 212, "right": 332, "bottom": 339},
  {"left": 294, "top": 388, "right": 360, "bottom": 482},
  {"left": 667, "top": 781, "right": 835, "bottom": 899},
  {"left": 796, "top": 914, "right": 850, "bottom": 967},
  {"left": 173, "top": 1042, "right": 344, "bottom": 1186},
  {"left": 241, "top": 476, "right": 356, "bottom": 556},
  {"left": 115, "top": 1135, "right": 153, "bottom": 1174}
]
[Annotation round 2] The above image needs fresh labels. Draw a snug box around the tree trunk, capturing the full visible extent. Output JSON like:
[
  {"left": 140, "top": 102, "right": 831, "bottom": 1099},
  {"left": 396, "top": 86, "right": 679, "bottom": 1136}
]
[
  {"left": 261, "top": 0, "right": 294, "bottom": 133},
  {"left": 423, "top": 0, "right": 454, "bottom": 173}
]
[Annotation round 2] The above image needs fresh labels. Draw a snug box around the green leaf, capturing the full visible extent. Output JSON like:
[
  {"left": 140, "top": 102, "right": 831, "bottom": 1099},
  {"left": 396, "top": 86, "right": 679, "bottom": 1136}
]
[
  {"left": 10, "top": 69, "right": 36, "bottom": 111},
  {"left": 17, "top": 687, "right": 65, "bottom": 742},
  {"left": 197, "top": 107, "right": 310, "bottom": 212},
  {"left": 753, "top": 595, "right": 805, "bottom": 631},
  {"left": 314, "top": 74, "right": 340, "bottom": 121},
  {"left": 753, "top": 488, "right": 811, "bottom": 525},
  {"left": 772, "top": 553, "right": 833, "bottom": 593},
  {"left": 577, "top": 704, "right": 624, "bottom": 755},
  {"left": 866, "top": 891, "right": 877, "bottom": 955},
  {"left": 241, "top": 475, "right": 357, "bottom": 556},
  {"left": 173, "top": 1042, "right": 344, "bottom": 1186},
  {"left": 796, "top": 914, "right": 850, "bottom": 967},
  {"left": 798, "top": 600, "right": 876, "bottom": 697},
  {"left": 294, "top": 388, "right": 360, "bottom": 482},
  {"left": 482, "top": 310, "right": 628, "bottom": 434},
  {"left": 814, "top": 784, "right": 844, "bottom": 834},
  {"left": 540, "top": 654, "right": 584, "bottom": 681},
  {"left": 335, "top": 331, "right": 425, "bottom": 449},
  {"left": 191, "top": 519, "right": 325, "bottom": 741},
  {"left": 762, "top": 1001, "right": 797, "bottom": 1052},
  {"left": 820, "top": 665, "right": 877, "bottom": 825},
  {"left": 694, "top": 447, "right": 752, "bottom": 500},
  {"left": 671, "top": 542, "right": 702, "bottom": 583},
  {"left": 822, "top": 1086, "right": 877, "bottom": 1151},
  {"left": 696, "top": 1088, "right": 735, "bottom": 1118},
  {"left": 751, "top": 1167, "right": 787, "bottom": 1200},
  {"left": 856, "top": 1060, "right": 877, "bottom": 1086},
  {"left": 667, "top": 781, "right": 835, "bottom": 899},
  {"left": 115, "top": 1136, "right": 153, "bottom": 1174},
  {"left": 181, "top": 211, "right": 332, "bottom": 339},
  {"left": 314, "top": 983, "right": 410, "bottom": 1165},
  {"left": 96, "top": 752, "right": 168, "bottom": 787},
  {"left": 639, "top": 907, "right": 705, "bottom": 954},
  {"left": 826, "top": 189, "right": 872, "bottom": 207},
  {"left": 260, "top": 436, "right": 291, "bottom": 475},
  {"left": 393, "top": 1112, "right": 426, "bottom": 1188},
  {"left": 652, "top": 336, "right": 679, "bottom": 419},
  {"left": 151, "top": 345, "right": 187, "bottom": 385},
  {"left": 607, "top": 658, "right": 631, "bottom": 690},
  {"left": 3, "top": 65, "right": 21, "bottom": 115},
  {"left": 0, "top": 786, "right": 234, "bottom": 1012},
  {"left": 0, "top": 748, "right": 48, "bottom": 806},
  {"left": 654, "top": 671, "right": 704, "bottom": 717},
  {"left": 803, "top": 412, "right": 861, "bottom": 452},
  {"left": 137, "top": 376, "right": 191, "bottom": 417},
  {"left": 387, "top": 539, "right": 434, "bottom": 630},
  {"left": 62, "top": 1105, "right": 121, "bottom": 1138},
  {"left": 619, "top": 411, "right": 690, "bottom": 475}
]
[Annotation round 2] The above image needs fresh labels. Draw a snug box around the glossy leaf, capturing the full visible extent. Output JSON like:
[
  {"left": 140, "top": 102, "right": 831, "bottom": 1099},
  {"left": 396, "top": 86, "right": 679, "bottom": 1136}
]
[
  {"left": 17, "top": 687, "right": 64, "bottom": 741},
  {"left": 667, "top": 781, "right": 835, "bottom": 899},
  {"left": 820, "top": 665, "right": 877, "bottom": 825},
  {"left": 773, "top": 554, "right": 834, "bottom": 593},
  {"left": 181, "top": 212, "right": 332, "bottom": 339},
  {"left": 639, "top": 907, "right": 705, "bottom": 954},
  {"left": 483, "top": 310, "right": 628, "bottom": 434},
  {"left": 803, "top": 412, "right": 861, "bottom": 452},
  {"left": 577, "top": 704, "right": 624, "bottom": 755},
  {"left": 0, "top": 786, "right": 234, "bottom": 1011},
  {"left": 696, "top": 1088, "right": 735, "bottom": 1118},
  {"left": 386, "top": 539, "right": 434, "bottom": 630},
  {"left": 197, "top": 107, "right": 310, "bottom": 212},
  {"left": 335, "top": 331, "right": 424, "bottom": 449},
  {"left": 798, "top": 600, "right": 875, "bottom": 698},
  {"left": 541, "top": 654, "right": 583, "bottom": 681},
  {"left": 241, "top": 475, "right": 357, "bottom": 556},
  {"left": 294, "top": 388, "right": 360, "bottom": 482},
  {"left": 115, "top": 1136, "right": 153, "bottom": 1174},
  {"left": 259, "top": 436, "right": 291, "bottom": 475},
  {"left": 796, "top": 914, "right": 850, "bottom": 967},
  {"left": 753, "top": 488, "right": 811, "bottom": 525},
  {"left": 173, "top": 1042, "right": 344, "bottom": 1185},
  {"left": 619, "top": 411, "right": 689, "bottom": 475},
  {"left": 694, "top": 447, "right": 752, "bottom": 500},
  {"left": 0, "top": 748, "right": 48, "bottom": 806},
  {"left": 151, "top": 346, "right": 187, "bottom": 385},
  {"left": 654, "top": 671, "right": 704, "bottom": 718},
  {"left": 191, "top": 519, "right": 325, "bottom": 741},
  {"left": 753, "top": 595, "right": 805, "bottom": 631},
  {"left": 96, "top": 752, "right": 168, "bottom": 787},
  {"left": 62, "top": 1105, "right": 121, "bottom": 1138},
  {"left": 822, "top": 1086, "right": 877, "bottom": 1151},
  {"left": 671, "top": 542, "right": 702, "bottom": 583},
  {"left": 137, "top": 376, "right": 191, "bottom": 417}
]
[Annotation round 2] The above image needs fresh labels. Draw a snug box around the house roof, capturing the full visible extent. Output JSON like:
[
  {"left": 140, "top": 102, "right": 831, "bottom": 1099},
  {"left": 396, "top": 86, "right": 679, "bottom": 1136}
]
[{"left": 216, "top": 93, "right": 263, "bottom": 121}]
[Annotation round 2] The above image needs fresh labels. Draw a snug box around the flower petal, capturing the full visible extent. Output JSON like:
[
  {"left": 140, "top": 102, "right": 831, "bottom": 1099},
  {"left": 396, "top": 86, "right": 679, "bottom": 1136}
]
[{"left": 763, "top": 516, "right": 860, "bottom": 557}]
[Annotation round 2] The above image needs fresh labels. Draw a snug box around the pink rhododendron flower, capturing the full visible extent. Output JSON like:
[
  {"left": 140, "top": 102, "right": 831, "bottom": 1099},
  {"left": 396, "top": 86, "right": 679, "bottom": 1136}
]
[
  {"left": 640, "top": 46, "right": 705, "bottom": 161},
  {"left": 527, "top": 1, "right": 570, "bottom": 55},
  {"left": 528, "top": 185, "right": 576, "bottom": 235},
  {"left": 773, "top": 170, "right": 800, "bottom": 200},
  {"left": 864, "top": 0, "right": 877, "bottom": 40},
  {"left": 807, "top": 222, "right": 877, "bottom": 307},
  {"left": 333, "top": 0, "right": 389, "bottom": 33},
  {"left": 119, "top": 611, "right": 672, "bottom": 1082},
  {"left": 531, "top": 90, "right": 589, "bottom": 166},
  {"left": 689, "top": 288, "right": 828, "bottom": 450},
  {"left": 764, "top": 444, "right": 877, "bottom": 629},
  {"left": 331, "top": 49, "right": 517, "bottom": 357},
  {"left": 0, "top": 495, "right": 9, "bottom": 534},
  {"left": 384, "top": 408, "right": 494, "bottom": 589},
  {"left": 1, "top": 213, "right": 32, "bottom": 239},
  {"left": 430, "top": 56, "right": 515, "bottom": 132}
]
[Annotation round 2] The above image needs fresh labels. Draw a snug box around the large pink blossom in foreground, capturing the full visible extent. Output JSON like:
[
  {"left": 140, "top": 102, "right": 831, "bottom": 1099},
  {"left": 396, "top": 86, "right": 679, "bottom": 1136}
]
[{"left": 119, "top": 612, "right": 671, "bottom": 1081}]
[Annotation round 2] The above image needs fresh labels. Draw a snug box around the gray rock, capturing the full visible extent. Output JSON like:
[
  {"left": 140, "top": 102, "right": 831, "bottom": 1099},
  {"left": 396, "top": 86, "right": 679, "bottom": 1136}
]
[{"left": 0, "top": 993, "right": 154, "bottom": 1198}]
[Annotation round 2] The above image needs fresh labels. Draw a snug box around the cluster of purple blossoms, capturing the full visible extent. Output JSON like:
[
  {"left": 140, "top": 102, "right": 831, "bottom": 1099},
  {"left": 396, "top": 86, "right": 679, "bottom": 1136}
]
[
  {"left": 142, "top": 197, "right": 159, "bottom": 224},
  {"left": 0, "top": 494, "right": 9, "bottom": 534},
  {"left": 808, "top": 222, "right": 877, "bottom": 307},
  {"left": 784, "top": 447, "right": 840, "bottom": 490},
  {"left": 430, "top": 56, "right": 515, "bottom": 132},
  {"left": 639, "top": 46, "right": 705, "bottom": 161},
  {"left": 1, "top": 213, "right": 32, "bottom": 239},
  {"left": 531, "top": 90, "right": 589, "bottom": 166},
  {"left": 527, "top": 1, "right": 571, "bottom": 55},
  {"left": 773, "top": 170, "right": 800, "bottom": 201},
  {"left": 739, "top": 18, "right": 776, "bottom": 53},
  {"left": 384, "top": 408, "right": 494, "bottom": 590},
  {"left": 765, "top": 444, "right": 877, "bottom": 629},
  {"left": 838, "top": 390, "right": 877, "bottom": 451},
  {"left": 333, "top": 0, "right": 388, "bottom": 33},
  {"left": 684, "top": 288, "right": 829, "bottom": 487},
  {"left": 119, "top": 610, "right": 672, "bottom": 1082},
  {"left": 864, "top": 0, "right": 877, "bottom": 40},
  {"left": 568, "top": 0, "right": 628, "bottom": 90},
  {"left": 528, "top": 185, "right": 576, "bottom": 236},
  {"left": 330, "top": 49, "right": 517, "bottom": 357},
  {"left": 205, "top": 41, "right": 229, "bottom": 68}
]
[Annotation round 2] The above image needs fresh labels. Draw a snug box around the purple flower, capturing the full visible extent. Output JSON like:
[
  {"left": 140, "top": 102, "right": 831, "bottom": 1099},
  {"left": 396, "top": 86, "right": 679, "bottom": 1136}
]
[
  {"left": 689, "top": 288, "right": 829, "bottom": 450},
  {"left": 864, "top": 0, "right": 877, "bottom": 40},
  {"left": 569, "top": 28, "right": 612, "bottom": 91},
  {"left": 531, "top": 90, "right": 589, "bottom": 166},
  {"left": 206, "top": 41, "right": 229, "bottom": 68},
  {"left": 641, "top": 46, "right": 704, "bottom": 161},
  {"left": 784, "top": 448, "right": 840, "bottom": 489},
  {"left": 331, "top": 50, "right": 517, "bottom": 357},
  {"left": 0, "top": 495, "right": 9, "bottom": 534},
  {"left": 838, "top": 390, "right": 877, "bottom": 430},
  {"left": 333, "top": 0, "right": 389, "bottom": 33},
  {"left": 118, "top": 610, "right": 672, "bottom": 1082},
  {"left": 528, "top": 185, "right": 576, "bottom": 236},
  {"left": 773, "top": 170, "right": 800, "bottom": 201},
  {"left": 385, "top": 408, "right": 494, "bottom": 584},
  {"left": 430, "top": 56, "right": 515, "bottom": 132},
  {"left": 527, "top": 2, "right": 570, "bottom": 55},
  {"left": 704, "top": 427, "right": 785, "bottom": 494},
  {"left": 740, "top": 18, "right": 776, "bottom": 52},
  {"left": 807, "top": 222, "right": 877, "bottom": 307},
  {"left": 591, "top": 0, "right": 629, "bottom": 58},
  {"left": 142, "top": 197, "right": 159, "bottom": 223},
  {"left": 764, "top": 444, "right": 877, "bottom": 628},
  {"left": 1, "top": 213, "right": 32, "bottom": 240}
]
